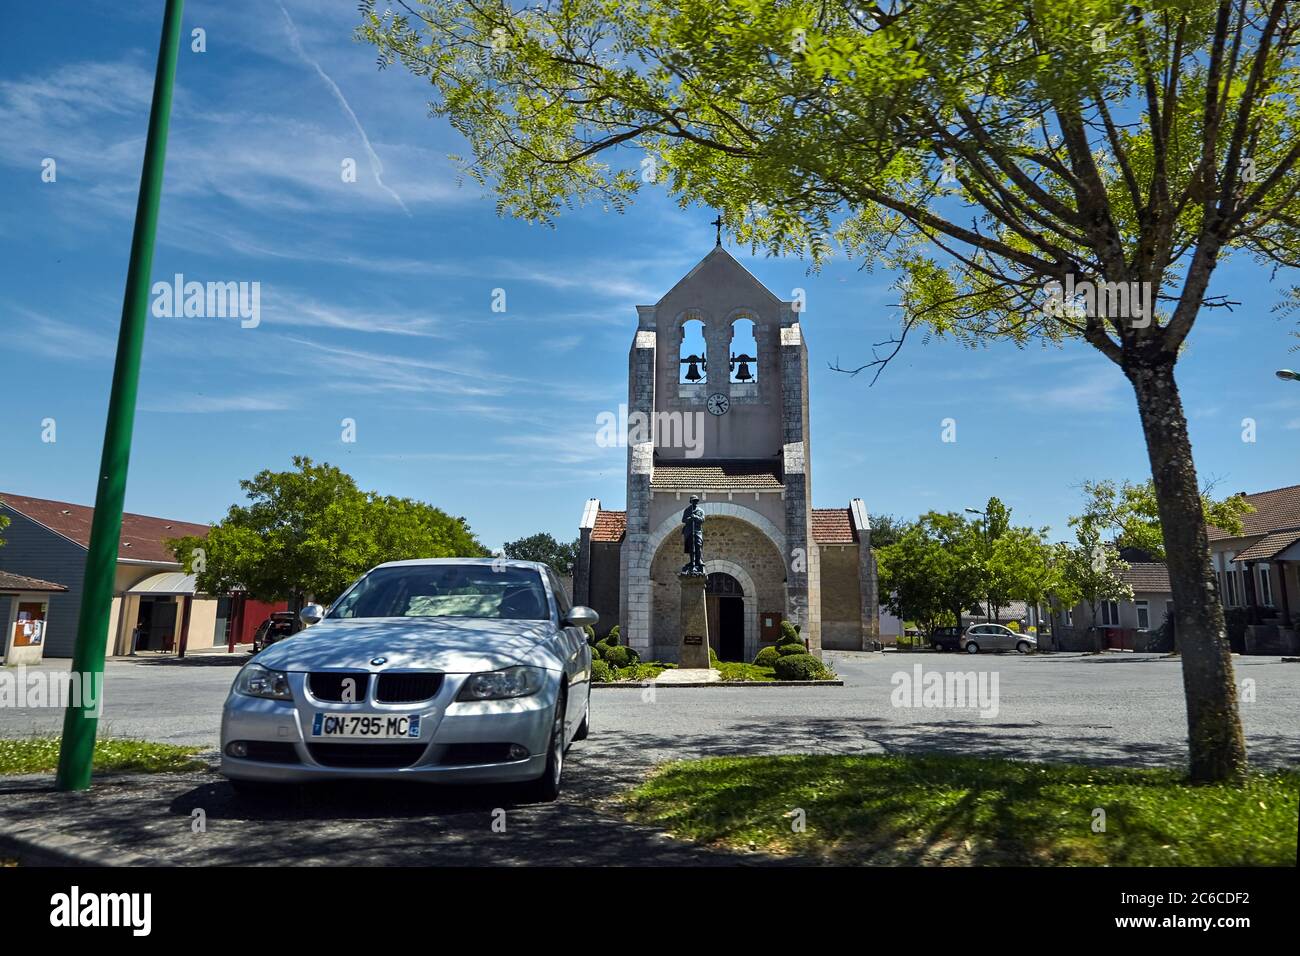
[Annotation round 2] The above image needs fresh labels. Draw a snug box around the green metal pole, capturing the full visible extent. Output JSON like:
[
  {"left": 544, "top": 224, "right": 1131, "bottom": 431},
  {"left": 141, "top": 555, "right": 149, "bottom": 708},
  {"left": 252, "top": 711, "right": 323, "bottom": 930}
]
[{"left": 55, "top": 0, "right": 185, "bottom": 792}]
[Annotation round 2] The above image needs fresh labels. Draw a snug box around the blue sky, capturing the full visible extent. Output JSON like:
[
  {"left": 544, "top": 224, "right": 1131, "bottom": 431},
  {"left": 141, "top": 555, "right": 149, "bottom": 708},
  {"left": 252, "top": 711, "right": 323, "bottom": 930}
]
[{"left": 2, "top": 0, "right": 1297, "bottom": 551}]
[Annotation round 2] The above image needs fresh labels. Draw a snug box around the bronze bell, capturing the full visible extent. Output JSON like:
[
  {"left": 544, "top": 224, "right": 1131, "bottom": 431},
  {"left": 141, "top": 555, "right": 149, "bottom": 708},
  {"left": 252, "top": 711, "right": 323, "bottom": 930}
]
[
  {"left": 681, "top": 354, "right": 704, "bottom": 382},
  {"left": 731, "top": 351, "right": 755, "bottom": 382}
]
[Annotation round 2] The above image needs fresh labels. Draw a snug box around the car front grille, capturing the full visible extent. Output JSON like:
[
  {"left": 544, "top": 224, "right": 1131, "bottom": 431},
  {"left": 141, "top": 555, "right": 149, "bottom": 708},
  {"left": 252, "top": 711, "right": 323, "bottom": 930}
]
[
  {"left": 308, "top": 672, "right": 370, "bottom": 702},
  {"left": 239, "top": 741, "right": 299, "bottom": 764},
  {"left": 375, "top": 672, "right": 443, "bottom": 703},
  {"left": 441, "top": 743, "right": 519, "bottom": 765},
  {"left": 307, "top": 743, "right": 428, "bottom": 769}
]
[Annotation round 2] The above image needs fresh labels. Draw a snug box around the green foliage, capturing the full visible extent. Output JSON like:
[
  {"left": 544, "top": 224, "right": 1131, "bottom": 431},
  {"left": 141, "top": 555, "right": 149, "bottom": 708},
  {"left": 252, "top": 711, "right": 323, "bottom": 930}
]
[
  {"left": 753, "top": 645, "right": 781, "bottom": 667},
  {"left": 777, "top": 643, "right": 808, "bottom": 657},
  {"left": 168, "top": 456, "right": 489, "bottom": 605},
  {"left": 583, "top": 625, "right": 596, "bottom": 643},
  {"left": 778, "top": 621, "right": 802, "bottom": 646},
  {"left": 603, "top": 645, "right": 632, "bottom": 668},
  {"left": 773, "top": 653, "right": 832, "bottom": 681},
  {"left": 501, "top": 531, "right": 580, "bottom": 575},
  {"left": 606, "top": 625, "right": 620, "bottom": 646},
  {"left": 708, "top": 645, "right": 720, "bottom": 665},
  {"left": 1075, "top": 479, "right": 1254, "bottom": 561},
  {"left": 715, "top": 661, "right": 778, "bottom": 681},
  {"left": 591, "top": 658, "right": 613, "bottom": 683},
  {"left": 0, "top": 736, "right": 204, "bottom": 775}
]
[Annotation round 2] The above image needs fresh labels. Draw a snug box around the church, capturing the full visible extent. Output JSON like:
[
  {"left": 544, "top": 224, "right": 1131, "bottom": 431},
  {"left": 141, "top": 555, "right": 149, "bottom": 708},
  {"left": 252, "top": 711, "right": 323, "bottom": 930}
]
[{"left": 571, "top": 242, "right": 880, "bottom": 664}]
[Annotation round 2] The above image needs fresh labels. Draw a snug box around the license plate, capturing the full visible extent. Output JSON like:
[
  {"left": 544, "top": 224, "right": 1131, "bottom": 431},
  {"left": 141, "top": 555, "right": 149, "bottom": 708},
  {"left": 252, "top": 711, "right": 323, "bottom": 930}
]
[{"left": 311, "top": 713, "right": 421, "bottom": 739}]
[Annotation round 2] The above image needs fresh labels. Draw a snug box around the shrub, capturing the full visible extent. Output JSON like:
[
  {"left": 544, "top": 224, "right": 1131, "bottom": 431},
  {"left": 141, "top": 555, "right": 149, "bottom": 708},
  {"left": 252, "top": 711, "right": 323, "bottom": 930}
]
[
  {"left": 594, "top": 641, "right": 612, "bottom": 659},
  {"left": 773, "top": 653, "right": 830, "bottom": 681},
  {"left": 753, "top": 646, "right": 781, "bottom": 667},
  {"left": 606, "top": 625, "right": 621, "bottom": 646},
  {"left": 777, "top": 643, "right": 807, "bottom": 656},
  {"left": 591, "top": 658, "right": 613, "bottom": 683},
  {"left": 778, "top": 621, "right": 802, "bottom": 646},
  {"left": 708, "top": 645, "right": 720, "bottom": 665},
  {"left": 624, "top": 645, "right": 640, "bottom": 664},
  {"left": 583, "top": 625, "right": 597, "bottom": 645},
  {"left": 603, "top": 645, "right": 632, "bottom": 668}
]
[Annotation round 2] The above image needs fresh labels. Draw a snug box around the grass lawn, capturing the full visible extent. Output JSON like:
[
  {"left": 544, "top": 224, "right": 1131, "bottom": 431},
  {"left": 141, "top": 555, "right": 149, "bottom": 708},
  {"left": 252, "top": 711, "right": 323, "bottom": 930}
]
[
  {"left": 714, "top": 661, "right": 777, "bottom": 681},
  {"left": 622, "top": 753, "right": 1299, "bottom": 866},
  {"left": 0, "top": 737, "right": 205, "bottom": 776}
]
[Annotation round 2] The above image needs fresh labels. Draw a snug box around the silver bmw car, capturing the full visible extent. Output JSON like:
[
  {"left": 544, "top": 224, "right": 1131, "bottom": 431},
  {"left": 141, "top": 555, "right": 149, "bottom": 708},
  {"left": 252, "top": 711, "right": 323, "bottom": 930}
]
[{"left": 220, "top": 559, "right": 595, "bottom": 801}]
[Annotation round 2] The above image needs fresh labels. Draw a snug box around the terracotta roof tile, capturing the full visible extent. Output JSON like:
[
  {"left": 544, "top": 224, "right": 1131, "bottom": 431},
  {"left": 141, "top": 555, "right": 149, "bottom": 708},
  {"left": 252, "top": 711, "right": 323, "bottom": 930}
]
[
  {"left": 1208, "top": 484, "right": 1300, "bottom": 540},
  {"left": 811, "top": 508, "right": 856, "bottom": 544},
  {"left": 591, "top": 510, "right": 626, "bottom": 543},
  {"left": 0, "top": 492, "right": 209, "bottom": 564},
  {"left": 650, "top": 461, "right": 783, "bottom": 492}
]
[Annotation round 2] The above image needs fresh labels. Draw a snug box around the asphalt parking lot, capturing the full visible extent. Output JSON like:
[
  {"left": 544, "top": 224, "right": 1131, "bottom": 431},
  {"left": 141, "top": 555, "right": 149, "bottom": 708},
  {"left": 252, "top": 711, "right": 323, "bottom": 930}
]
[{"left": 0, "top": 650, "right": 1296, "bottom": 865}]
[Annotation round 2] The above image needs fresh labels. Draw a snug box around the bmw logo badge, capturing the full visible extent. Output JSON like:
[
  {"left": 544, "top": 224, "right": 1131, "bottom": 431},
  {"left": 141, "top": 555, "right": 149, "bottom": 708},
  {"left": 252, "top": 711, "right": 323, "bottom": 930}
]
[{"left": 370, "top": 657, "right": 387, "bottom": 666}]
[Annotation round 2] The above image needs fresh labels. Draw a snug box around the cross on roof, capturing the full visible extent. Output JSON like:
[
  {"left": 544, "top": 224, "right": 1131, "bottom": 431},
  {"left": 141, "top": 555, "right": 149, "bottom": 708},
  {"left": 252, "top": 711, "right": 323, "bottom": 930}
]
[{"left": 710, "top": 214, "right": 723, "bottom": 247}]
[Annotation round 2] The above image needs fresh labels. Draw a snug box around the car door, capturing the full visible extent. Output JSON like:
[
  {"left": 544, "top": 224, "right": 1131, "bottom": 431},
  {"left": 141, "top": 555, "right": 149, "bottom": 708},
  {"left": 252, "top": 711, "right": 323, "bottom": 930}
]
[
  {"left": 546, "top": 569, "right": 587, "bottom": 731},
  {"left": 991, "top": 625, "right": 1014, "bottom": 650}
]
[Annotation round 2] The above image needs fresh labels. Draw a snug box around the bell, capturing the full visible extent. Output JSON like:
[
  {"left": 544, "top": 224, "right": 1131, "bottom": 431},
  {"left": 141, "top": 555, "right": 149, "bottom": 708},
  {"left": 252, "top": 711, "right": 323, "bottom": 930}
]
[
  {"left": 731, "top": 351, "right": 755, "bottom": 382},
  {"left": 682, "top": 355, "right": 704, "bottom": 382}
]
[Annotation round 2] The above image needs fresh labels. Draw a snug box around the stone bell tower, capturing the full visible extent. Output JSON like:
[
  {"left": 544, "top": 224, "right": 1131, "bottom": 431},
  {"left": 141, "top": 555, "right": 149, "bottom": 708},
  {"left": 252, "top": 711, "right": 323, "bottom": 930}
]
[{"left": 612, "top": 242, "right": 822, "bottom": 662}]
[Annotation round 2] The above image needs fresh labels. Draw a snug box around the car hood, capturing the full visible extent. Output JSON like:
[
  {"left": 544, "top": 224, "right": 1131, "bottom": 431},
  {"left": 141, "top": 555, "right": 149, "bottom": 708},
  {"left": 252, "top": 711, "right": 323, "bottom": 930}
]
[{"left": 250, "top": 617, "right": 561, "bottom": 673}]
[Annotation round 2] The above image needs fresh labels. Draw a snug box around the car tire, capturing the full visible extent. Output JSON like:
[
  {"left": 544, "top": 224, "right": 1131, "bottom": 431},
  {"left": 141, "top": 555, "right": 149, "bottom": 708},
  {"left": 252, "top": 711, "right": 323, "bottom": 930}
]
[
  {"left": 572, "top": 688, "right": 590, "bottom": 741},
  {"left": 521, "top": 688, "right": 566, "bottom": 803},
  {"left": 965, "top": 642, "right": 980, "bottom": 654},
  {"left": 1016, "top": 640, "right": 1031, "bottom": 654}
]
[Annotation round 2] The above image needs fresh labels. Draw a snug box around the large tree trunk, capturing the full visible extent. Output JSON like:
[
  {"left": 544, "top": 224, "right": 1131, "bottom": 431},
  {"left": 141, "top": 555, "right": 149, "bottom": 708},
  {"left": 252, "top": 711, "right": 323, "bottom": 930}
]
[{"left": 1124, "top": 355, "right": 1247, "bottom": 782}]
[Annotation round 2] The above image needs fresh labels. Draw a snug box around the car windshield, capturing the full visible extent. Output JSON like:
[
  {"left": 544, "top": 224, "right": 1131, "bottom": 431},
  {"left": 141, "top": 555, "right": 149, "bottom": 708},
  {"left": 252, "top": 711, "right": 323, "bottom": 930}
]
[{"left": 327, "top": 565, "right": 551, "bottom": 621}]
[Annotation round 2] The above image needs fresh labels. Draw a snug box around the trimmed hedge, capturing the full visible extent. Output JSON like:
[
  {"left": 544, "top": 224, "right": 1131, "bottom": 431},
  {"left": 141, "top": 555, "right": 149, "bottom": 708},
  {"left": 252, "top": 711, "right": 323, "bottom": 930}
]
[
  {"left": 777, "top": 643, "right": 807, "bottom": 656},
  {"left": 591, "top": 658, "right": 613, "bottom": 683},
  {"left": 606, "top": 625, "right": 621, "bottom": 646},
  {"left": 773, "top": 653, "right": 831, "bottom": 681},
  {"left": 603, "top": 645, "right": 632, "bottom": 668},
  {"left": 753, "top": 646, "right": 781, "bottom": 667},
  {"left": 778, "top": 621, "right": 803, "bottom": 646}
]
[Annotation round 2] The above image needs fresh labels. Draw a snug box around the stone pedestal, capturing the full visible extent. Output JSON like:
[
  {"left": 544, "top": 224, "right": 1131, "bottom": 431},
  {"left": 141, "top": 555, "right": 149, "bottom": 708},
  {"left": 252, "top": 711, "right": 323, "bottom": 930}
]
[{"left": 678, "top": 572, "right": 711, "bottom": 669}]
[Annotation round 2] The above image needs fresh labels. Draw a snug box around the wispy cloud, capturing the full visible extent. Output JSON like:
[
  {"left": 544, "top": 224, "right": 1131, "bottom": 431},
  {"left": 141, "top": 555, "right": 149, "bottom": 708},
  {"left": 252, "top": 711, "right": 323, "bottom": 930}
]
[
  {"left": 278, "top": 1, "right": 410, "bottom": 216},
  {"left": 5, "top": 307, "right": 116, "bottom": 362}
]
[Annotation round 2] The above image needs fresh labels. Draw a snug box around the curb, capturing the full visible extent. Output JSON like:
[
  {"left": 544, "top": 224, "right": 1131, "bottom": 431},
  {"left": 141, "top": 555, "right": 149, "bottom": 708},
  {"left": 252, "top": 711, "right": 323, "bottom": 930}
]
[
  {"left": 0, "top": 826, "right": 156, "bottom": 867},
  {"left": 593, "top": 680, "right": 843, "bottom": 689}
]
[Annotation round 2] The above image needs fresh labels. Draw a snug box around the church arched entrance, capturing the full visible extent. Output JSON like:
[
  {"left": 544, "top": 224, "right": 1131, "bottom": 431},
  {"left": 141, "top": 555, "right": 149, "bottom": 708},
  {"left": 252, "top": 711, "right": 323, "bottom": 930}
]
[{"left": 706, "top": 572, "right": 745, "bottom": 662}]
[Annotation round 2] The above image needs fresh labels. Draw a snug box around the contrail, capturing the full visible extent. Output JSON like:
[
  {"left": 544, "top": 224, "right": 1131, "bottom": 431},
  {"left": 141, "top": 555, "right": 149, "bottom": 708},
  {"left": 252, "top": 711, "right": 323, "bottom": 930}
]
[{"left": 278, "top": 1, "right": 411, "bottom": 216}]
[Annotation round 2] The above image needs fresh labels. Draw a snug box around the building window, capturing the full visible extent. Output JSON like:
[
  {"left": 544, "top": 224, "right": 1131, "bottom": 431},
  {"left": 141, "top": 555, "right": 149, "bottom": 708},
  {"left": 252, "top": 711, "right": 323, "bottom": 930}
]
[
  {"left": 1225, "top": 570, "right": 1238, "bottom": 606},
  {"left": 679, "top": 318, "right": 707, "bottom": 384},
  {"left": 1259, "top": 565, "right": 1273, "bottom": 607},
  {"left": 1135, "top": 600, "right": 1150, "bottom": 631},
  {"left": 1065, "top": 608, "right": 1073, "bottom": 627},
  {"left": 1101, "top": 600, "right": 1120, "bottom": 626}
]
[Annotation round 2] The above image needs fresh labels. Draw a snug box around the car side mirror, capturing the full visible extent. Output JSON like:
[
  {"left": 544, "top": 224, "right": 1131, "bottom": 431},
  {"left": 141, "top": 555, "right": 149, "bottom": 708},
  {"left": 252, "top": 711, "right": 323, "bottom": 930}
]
[
  {"left": 300, "top": 604, "right": 325, "bottom": 627},
  {"left": 564, "top": 606, "right": 599, "bottom": 629}
]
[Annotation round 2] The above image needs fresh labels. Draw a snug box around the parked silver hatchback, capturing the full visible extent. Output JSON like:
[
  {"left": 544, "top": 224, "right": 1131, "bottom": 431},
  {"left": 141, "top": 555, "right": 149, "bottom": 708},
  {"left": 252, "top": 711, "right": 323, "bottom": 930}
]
[
  {"left": 220, "top": 559, "right": 595, "bottom": 801},
  {"left": 960, "top": 623, "right": 1036, "bottom": 654}
]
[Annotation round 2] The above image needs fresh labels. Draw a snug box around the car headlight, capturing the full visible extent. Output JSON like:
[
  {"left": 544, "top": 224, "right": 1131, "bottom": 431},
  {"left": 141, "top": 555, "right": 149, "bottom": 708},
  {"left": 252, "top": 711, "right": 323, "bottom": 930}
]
[
  {"left": 457, "top": 666, "right": 546, "bottom": 701},
  {"left": 234, "top": 663, "right": 293, "bottom": 700}
]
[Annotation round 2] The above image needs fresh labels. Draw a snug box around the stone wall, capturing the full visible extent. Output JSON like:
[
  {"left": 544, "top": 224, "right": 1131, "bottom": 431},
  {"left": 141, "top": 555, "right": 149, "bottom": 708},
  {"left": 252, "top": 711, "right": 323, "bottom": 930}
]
[
  {"left": 648, "top": 515, "right": 785, "bottom": 662},
  {"left": 819, "top": 544, "right": 863, "bottom": 649}
]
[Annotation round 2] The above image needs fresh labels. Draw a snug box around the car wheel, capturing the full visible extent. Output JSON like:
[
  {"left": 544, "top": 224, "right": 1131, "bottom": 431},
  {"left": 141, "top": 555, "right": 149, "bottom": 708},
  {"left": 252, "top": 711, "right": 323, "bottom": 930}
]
[
  {"left": 965, "top": 642, "right": 980, "bottom": 654},
  {"left": 522, "top": 688, "right": 566, "bottom": 802},
  {"left": 931, "top": 642, "right": 942, "bottom": 651},
  {"left": 1016, "top": 640, "right": 1031, "bottom": 654},
  {"left": 572, "top": 688, "right": 590, "bottom": 741}
]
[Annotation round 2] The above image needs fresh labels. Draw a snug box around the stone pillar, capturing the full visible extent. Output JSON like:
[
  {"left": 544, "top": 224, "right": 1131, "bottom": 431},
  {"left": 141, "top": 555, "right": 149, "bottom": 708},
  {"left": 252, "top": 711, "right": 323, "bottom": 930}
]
[
  {"left": 619, "top": 329, "right": 657, "bottom": 656},
  {"left": 851, "top": 498, "right": 878, "bottom": 650},
  {"left": 573, "top": 498, "right": 599, "bottom": 607},
  {"left": 678, "top": 573, "right": 711, "bottom": 669}
]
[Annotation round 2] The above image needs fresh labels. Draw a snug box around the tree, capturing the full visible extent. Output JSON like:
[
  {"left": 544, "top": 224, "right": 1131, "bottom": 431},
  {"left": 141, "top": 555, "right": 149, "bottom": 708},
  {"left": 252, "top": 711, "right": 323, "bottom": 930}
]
[
  {"left": 866, "top": 513, "right": 905, "bottom": 550},
  {"left": 168, "top": 456, "right": 489, "bottom": 608},
  {"left": 358, "top": 0, "right": 1297, "bottom": 780},
  {"left": 1077, "top": 478, "right": 1253, "bottom": 560},
  {"left": 502, "top": 531, "right": 580, "bottom": 574},
  {"left": 1058, "top": 521, "right": 1135, "bottom": 630},
  {"left": 876, "top": 512, "right": 986, "bottom": 635}
]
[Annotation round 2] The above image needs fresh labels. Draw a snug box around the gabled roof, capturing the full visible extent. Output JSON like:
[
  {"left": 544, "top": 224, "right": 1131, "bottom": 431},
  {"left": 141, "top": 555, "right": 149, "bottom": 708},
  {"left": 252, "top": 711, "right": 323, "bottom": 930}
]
[
  {"left": 646, "top": 245, "right": 784, "bottom": 309},
  {"left": 812, "top": 508, "right": 857, "bottom": 544},
  {"left": 1231, "top": 529, "right": 1300, "bottom": 563},
  {"left": 0, "top": 492, "right": 209, "bottom": 564},
  {"left": 1120, "top": 562, "right": 1172, "bottom": 593},
  {"left": 1208, "top": 483, "right": 1300, "bottom": 540}
]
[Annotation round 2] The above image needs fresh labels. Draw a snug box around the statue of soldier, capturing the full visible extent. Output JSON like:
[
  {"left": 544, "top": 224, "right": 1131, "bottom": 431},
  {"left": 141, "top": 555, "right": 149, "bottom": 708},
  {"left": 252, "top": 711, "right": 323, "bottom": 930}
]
[{"left": 680, "top": 495, "right": 705, "bottom": 575}]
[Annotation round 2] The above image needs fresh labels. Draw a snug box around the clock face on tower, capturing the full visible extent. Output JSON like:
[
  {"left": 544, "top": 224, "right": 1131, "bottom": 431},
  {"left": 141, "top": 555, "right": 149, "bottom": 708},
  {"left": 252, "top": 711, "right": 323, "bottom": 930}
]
[{"left": 706, "top": 393, "right": 730, "bottom": 416}]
